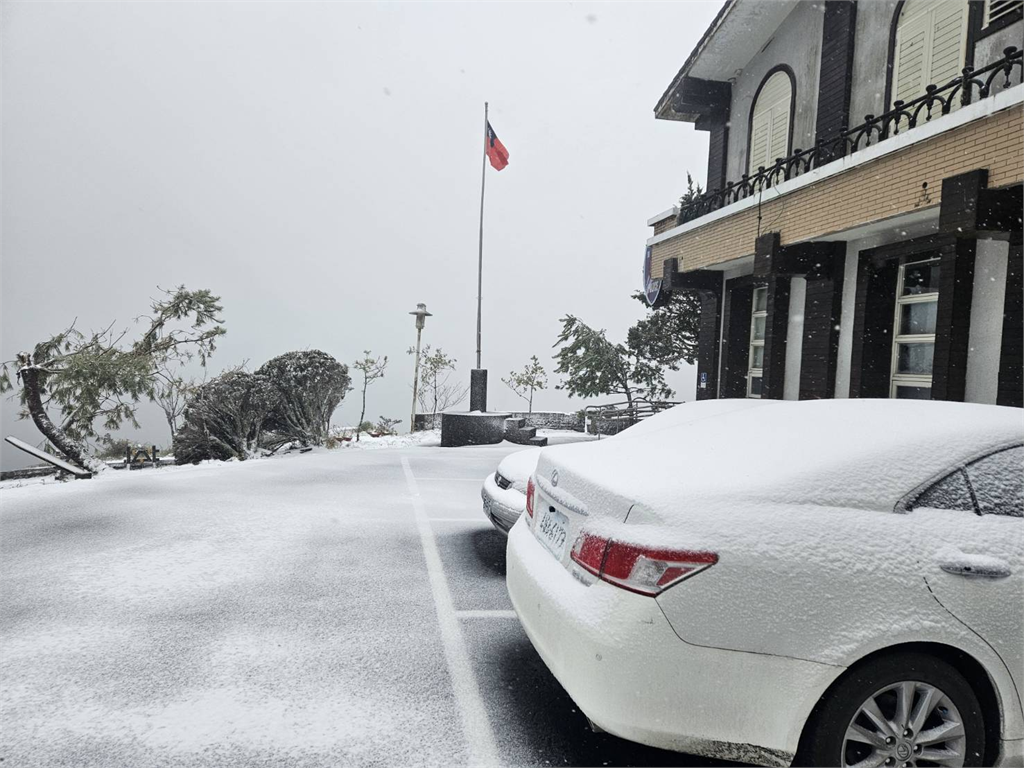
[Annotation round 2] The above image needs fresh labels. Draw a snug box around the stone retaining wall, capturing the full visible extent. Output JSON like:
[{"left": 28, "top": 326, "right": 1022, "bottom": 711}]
[{"left": 415, "top": 411, "right": 584, "bottom": 432}]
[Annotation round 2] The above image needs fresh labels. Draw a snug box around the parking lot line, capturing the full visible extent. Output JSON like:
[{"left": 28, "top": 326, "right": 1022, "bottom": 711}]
[
  {"left": 401, "top": 457, "right": 501, "bottom": 767},
  {"left": 456, "top": 610, "right": 518, "bottom": 619}
]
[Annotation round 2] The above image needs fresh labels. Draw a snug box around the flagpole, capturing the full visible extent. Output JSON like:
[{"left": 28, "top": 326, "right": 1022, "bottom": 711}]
[{"left": 476, "top": 101, "right": 487, "bottom": 371}]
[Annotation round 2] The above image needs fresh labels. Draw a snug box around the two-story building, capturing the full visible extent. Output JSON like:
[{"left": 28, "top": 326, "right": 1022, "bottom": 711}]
[{"left": 646, "top": 0, "right": 1022, "bottom": 407}]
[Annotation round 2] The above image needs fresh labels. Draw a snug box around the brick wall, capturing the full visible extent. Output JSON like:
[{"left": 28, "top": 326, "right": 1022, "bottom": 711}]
[
  {"left": 652, "top": 216, "right": 676, "bottom": 235},
  {"left": 650, "top": 105, "right": 1024, "bottom": 276}
]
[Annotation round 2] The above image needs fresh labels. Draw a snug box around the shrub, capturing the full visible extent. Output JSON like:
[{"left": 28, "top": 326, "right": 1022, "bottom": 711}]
[
  {"left": 257, "top": 350, "right": 350, "bottom": 446},
  {"left": 374, "top": 416, "right": 401, "bottom": 436},
  {"left": 173, "top": 370, "right": 279, "bottom": 463}
]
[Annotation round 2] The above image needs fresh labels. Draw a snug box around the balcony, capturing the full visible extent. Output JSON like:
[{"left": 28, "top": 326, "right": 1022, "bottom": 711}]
[{"left": 674, "top": 47, "right": 1023, "bottom": 227}]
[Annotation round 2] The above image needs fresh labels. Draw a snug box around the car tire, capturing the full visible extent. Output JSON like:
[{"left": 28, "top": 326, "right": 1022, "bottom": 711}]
[{"left": 795, "top": 651, "right": 985, "bottom": 768}]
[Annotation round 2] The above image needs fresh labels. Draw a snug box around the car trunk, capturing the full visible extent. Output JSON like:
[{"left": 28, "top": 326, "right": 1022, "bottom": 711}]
[{"left": 529, "top": 447, "right": 636, "bottom": 572}]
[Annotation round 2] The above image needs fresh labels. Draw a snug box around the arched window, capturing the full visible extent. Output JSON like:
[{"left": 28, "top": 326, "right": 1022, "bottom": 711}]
[
  {"left": 891, "top": 0, "right": 969, "bottom": 107},
  {"left": 748, "top": 69, "right": 793, "bottom": 175}
]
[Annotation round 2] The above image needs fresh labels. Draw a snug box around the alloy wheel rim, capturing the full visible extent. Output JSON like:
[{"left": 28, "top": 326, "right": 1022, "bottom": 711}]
[{"left": 841, "top": 680, "right": 966, "bottom": 768}]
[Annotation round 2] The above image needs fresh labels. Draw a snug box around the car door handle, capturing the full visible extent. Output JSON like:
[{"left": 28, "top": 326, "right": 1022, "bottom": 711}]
[{"left": 938, "top": 560, "right": 1012, "bottom": 579}]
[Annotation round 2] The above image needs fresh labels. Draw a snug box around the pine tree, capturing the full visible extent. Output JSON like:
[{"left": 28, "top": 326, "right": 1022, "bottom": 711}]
[
  {"left": 0, "top": 286, "right": 225, "bottom": 470},
  {"left": 552, "top": 316, "right": 673, "bottom": 409}
]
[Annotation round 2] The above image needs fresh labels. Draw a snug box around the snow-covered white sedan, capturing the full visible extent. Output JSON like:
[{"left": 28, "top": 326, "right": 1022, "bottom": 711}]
[
  {"left": 506, "top": 399, "right": 1023, "bottom": 768},
  {"left": 482, "top": 447, "right": 541, "bottom": 533}
]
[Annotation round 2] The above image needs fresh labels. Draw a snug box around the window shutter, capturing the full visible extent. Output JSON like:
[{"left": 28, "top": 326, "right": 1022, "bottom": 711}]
[
  {"left": 748, "top": 71, "right": 792, "bottom": 175},
  {"left": 929, "top": 0, "right": 968, "bottom": 88},
  {"left": 892, "top": 0, "right": 968, "bottom": 108},
  {"left": 749, "top": 111, "right": 772, "bottom": 172},
  {"left": 769, "top": 109, "right": 790, "bottom": 164},
  {"left": 892, "top": 14, "right": 929, "bottom": 105}
]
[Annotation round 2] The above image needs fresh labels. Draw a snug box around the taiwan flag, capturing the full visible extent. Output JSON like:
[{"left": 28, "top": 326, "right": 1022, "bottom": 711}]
[{"left": 485, "top": 121, "right": 509, "bottom": 171}]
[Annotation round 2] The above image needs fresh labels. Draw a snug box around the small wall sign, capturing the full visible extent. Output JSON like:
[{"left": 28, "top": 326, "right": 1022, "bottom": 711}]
[
  {"left": 699, "top": 371, "right": 708, "bottom": 389},
  {"left": 643, "top": 245, "right": 662, "bottom": 306}
]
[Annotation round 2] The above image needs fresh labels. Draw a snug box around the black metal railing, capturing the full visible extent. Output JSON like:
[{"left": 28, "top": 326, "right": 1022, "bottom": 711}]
[
  {"left": 583, "top": 399, "right": 682, "bottom": 438},
  {"left": 675, "top": 46, "right": 1023, "bottom": 226}
]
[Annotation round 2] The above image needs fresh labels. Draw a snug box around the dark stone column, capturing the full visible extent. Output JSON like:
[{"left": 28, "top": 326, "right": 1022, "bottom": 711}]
[
  {"left": 997, "top": 236, "right": 1023, "bottom": 407},
  {"left": 754, "top": 232, "right": 789, "bottom": 400},
  {"left": 939, "top": 169, "right": 988, "bottom": 234},
  {"left": 849, "top": 253, "right": 899, "bottom": 398},
  {"left": 814, "top": 1, "right": 857, "bottom": 165},
  {"left": 931, "top": 238, "right": 976, "bottom": 402},
  {"left": 932, "top": 171, "right": 985, "bottom": 402},
  {"left": 695, "top": 289, "right": 723, "bottom": 400},
  {"left": 799, "top": 248, "right": 846, "bottom": 400},
  {"left": 666, "top": 263, "right": 724, "bottom": 401},
  {"left": 470, "top": 369, "right": 488, "bottom": 412},
  {"left": 700, "top": 113, "right": 730, "bottom": 193},
  {"left": 721, "top": 276, "right": 754, "bottom": 398}
]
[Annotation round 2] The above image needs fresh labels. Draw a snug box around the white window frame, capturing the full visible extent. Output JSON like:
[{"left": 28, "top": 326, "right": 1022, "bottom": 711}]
[
  {"left": 889, "top": 258, "right": 940, "bottom": 399},
  {"left": 747, "top": 286, "right": 768, "bottom": 398}
]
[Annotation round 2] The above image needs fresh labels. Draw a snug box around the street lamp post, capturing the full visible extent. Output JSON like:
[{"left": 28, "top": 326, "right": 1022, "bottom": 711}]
[{"left": 409, "top": 303, "right": 432, "bottom": 434}]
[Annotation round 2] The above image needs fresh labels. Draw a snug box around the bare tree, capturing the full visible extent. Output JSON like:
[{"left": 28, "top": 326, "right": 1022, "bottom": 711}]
[
  {"left": 408, "top": 345, "right": 467, "bottom": 423},
  {"left": 153, "top": 361, "right": 196, "bottom": 437},
  {"left": 352, "top": 351, "right": 388, "bottom": 442}
]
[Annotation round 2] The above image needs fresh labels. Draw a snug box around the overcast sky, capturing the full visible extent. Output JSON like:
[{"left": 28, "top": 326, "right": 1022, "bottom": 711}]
[{"left": 1, "top": 0, "right": 719, "bottom": 469}]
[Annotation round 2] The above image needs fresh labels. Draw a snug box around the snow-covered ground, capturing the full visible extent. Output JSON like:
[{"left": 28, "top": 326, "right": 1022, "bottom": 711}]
[
  {"left": 1, "top": 431, "right": 700, "bottom": 767},
  {"left": 0, "top": 430, "right": 588, "bottom": 491}
]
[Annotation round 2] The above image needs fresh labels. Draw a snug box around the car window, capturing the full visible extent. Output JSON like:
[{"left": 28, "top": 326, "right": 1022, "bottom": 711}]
[
  {"left": 966, "top": 446, "right": 1024, "bottom": 518},
  {"left": 912, "top": 469, "right": 975, "bottom": 512}
]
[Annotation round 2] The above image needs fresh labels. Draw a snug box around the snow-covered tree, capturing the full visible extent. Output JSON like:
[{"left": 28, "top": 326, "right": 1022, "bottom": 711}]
[
  {"left": 172, "top": 369, "right": 279, "bottom": 463},
  {"left": 627, "top": 290, "right": 700, "bottom": 369},
  {"left": 0, "top": 286, "right": 225, "bottom": 470},
  {"left": 257, "top": 350, "right": 351, "bottom": 446},
  {"left": 502, "top": 356, "right": 548, "bottom": 414},
  {"left": 552, "top": 315, "right": 673, "bottom": 408}
]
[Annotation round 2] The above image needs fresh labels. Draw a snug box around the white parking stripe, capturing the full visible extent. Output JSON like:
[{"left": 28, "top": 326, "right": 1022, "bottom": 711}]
[
  {"left": 456, "top": 610, "right": 518, "bottom": 619},
  {"left": 401, "top": 458, "right": 501, "bottom": 767}
]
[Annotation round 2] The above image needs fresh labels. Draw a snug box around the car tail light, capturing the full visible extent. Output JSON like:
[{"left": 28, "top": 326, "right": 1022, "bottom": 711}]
[
  {"left": 525, "top": 476, "right": 535, "bottom": 518},
  {"left": 570, "top": 532, "right": 607, "bottom": 575},
  {"left": 570, "top": 532, "right": 717, "bottom": 596}
]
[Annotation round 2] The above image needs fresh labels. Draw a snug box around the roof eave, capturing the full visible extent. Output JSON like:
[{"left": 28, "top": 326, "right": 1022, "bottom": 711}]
[{"left": 653, "top": 0, "right": 736, "bottom": 121}]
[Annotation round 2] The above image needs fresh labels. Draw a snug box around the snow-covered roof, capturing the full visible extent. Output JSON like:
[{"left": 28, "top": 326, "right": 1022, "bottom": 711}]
[
  {"left": 654, "top": 0, "right": 799, "bottom": 121},
  {"left": 540, "top": 399, "right": 1023, "bottom": 516}
]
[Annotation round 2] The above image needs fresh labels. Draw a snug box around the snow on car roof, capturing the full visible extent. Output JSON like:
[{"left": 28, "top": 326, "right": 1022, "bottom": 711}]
[{"left": 541, "top": 399, "right": 1023, "bottom": 513}]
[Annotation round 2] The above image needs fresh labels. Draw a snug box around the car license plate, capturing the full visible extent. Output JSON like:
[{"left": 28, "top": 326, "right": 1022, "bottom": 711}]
[{"left": 536, "top": 507, "right": 569, "bottom": 560}]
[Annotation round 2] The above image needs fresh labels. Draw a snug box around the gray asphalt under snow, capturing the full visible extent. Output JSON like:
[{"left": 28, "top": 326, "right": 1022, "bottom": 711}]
[{"left": 1, "top": 442, "right": 732, "bottom": 767}]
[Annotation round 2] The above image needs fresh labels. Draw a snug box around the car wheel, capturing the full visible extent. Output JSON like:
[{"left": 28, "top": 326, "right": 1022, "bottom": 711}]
[{"left": 796, "top": 651, "right": 985, "bottom": 768}]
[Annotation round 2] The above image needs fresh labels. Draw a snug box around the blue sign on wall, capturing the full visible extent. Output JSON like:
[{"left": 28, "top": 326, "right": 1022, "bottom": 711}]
[{"left": 643, "top": 245, "right": 662, "bottom": 306}]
